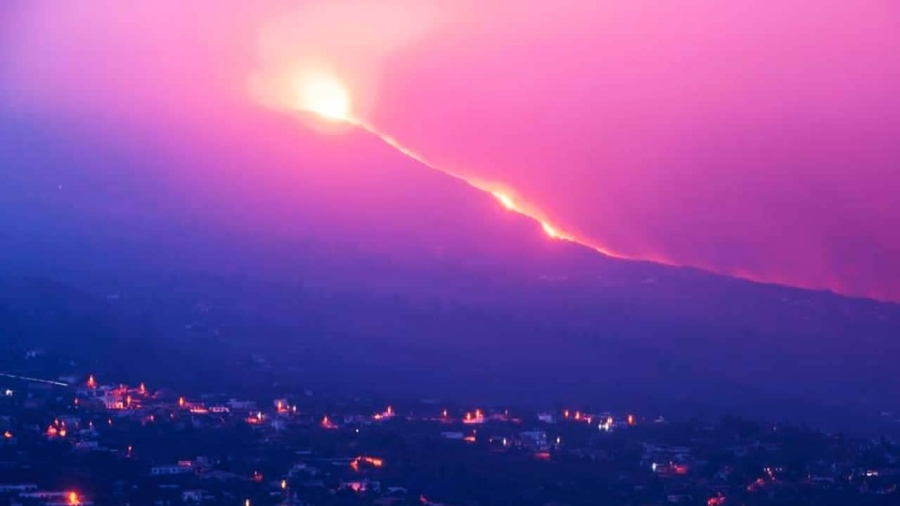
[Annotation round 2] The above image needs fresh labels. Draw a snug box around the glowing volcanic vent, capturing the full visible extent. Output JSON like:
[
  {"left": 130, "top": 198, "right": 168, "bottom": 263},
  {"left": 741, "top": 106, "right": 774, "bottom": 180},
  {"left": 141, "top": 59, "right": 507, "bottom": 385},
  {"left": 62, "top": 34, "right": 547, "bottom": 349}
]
[{"left": 296, "top": 73, "right": 351, "bottom": 121}]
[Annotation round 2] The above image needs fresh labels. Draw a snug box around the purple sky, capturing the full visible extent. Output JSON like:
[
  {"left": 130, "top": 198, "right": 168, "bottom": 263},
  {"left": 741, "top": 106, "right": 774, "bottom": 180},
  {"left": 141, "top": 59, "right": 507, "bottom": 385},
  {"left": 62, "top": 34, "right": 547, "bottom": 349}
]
[{"left": 2, "top": 1, "right": 899, "bottom": 300}]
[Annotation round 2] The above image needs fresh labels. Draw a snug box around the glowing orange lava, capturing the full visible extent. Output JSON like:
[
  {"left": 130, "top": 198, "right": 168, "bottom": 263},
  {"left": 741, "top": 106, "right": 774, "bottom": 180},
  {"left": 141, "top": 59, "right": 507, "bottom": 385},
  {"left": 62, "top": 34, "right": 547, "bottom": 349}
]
[
  {"left": 492, "top": 192, "right": 515, "bottom": 210},
  {"left": 294, "top": 72, "right": 622, "bottom": 257},
  {"left": 279, "top": 72, "right": 888, "bottom": 301},
  {"left": 346, "top": 117, "right": 588, "bottom": 244},
  {"left": 541, "top": 223, "right": 559, "bottom": 239}
]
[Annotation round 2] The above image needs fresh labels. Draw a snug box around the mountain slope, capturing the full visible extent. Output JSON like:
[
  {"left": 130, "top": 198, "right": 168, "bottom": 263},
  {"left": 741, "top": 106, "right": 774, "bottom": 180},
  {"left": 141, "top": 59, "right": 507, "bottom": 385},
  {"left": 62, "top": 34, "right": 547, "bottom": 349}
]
[
  {"left": 0, "top": 108, "right": 611, "bottom": 279},
  {"left": 2, "top": 108, "right": 899, "bottom": 429}
]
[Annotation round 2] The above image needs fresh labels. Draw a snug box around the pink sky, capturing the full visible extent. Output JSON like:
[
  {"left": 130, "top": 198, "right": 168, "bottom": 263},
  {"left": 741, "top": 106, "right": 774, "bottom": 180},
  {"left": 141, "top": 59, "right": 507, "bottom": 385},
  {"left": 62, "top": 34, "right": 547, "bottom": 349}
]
[{"left": 2, "top": 1, "right": 899, "bottom": 300}]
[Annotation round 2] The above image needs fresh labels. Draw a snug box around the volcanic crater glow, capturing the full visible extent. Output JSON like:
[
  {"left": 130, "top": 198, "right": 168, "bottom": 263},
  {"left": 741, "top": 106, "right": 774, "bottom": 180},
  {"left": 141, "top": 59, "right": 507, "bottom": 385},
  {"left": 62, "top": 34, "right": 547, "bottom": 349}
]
[{"left": 297, "top": 74, "right": 351, "bottom": 121}]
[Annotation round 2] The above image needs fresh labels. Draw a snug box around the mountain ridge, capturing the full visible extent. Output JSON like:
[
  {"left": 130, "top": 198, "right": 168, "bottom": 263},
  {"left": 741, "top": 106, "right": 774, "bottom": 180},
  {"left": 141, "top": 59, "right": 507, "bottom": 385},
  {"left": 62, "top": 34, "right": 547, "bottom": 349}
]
[{"left": 1, "top": 107, "right": 896, "bottom": 307}]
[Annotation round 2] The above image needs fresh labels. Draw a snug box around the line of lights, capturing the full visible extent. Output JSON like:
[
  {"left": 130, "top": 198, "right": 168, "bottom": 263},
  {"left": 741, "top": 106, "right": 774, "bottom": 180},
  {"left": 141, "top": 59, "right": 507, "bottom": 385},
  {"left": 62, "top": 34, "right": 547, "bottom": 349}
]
[{"left": 0, "top": 372, "right": 69, "bottom": 387}]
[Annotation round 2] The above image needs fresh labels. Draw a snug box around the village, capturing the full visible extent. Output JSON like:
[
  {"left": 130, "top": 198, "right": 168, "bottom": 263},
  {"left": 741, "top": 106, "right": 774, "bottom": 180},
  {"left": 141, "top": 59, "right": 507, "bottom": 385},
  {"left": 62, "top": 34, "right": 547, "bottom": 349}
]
[{"left": 3, "top": 371, "right": 900, "bottom": 505}]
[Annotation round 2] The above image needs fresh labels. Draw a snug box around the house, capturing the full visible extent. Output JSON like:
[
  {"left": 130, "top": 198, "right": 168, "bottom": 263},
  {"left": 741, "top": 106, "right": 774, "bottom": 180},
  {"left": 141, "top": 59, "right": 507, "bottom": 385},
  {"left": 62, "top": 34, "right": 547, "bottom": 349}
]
[
  {"left": 74, "top": 441, "right": 100, "bottom": 451},
  {"left": 150, "top": 465, "right": 194, "bottom": 476},
  {"left": 200, "top": 470, "right": 243, "bottom": 481},
  {"left": 340, "top": 479, "right": 380, "bottom": 493},
  {"left": 57, "top": 415, "right": 81, "bottom": 427},
  {"left": 182, "top": 489, "right": 214, "bottom": 503},
  {"left": 519, "top": 430, "right": 549, "bottom": 451}
]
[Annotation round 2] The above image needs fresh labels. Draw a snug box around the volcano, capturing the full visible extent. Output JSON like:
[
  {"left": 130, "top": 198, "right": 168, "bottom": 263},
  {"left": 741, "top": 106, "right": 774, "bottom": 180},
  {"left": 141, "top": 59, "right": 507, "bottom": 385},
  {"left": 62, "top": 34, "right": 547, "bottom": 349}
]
[{"left": 2, "top": 107, "right": 899, "bottom": 430}]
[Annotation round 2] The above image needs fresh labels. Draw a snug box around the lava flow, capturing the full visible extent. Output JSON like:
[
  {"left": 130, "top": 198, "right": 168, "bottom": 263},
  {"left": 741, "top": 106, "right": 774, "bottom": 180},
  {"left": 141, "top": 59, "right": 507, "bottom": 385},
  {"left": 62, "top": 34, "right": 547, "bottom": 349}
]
[
  {"left": 348, "top": 116, "right": 626, "bottom": 257},
  {"left": 292, "top": 71, "right": 626, "bottom": 259}
]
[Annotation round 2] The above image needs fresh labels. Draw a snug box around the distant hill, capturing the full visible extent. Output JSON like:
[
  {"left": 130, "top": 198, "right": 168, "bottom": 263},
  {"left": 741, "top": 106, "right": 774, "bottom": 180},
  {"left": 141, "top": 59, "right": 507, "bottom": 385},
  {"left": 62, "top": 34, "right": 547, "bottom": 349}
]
[
  {"left": 1, "top": 108, "right": 899, "bottom": 432},
  {"left": 0, "top": 276, "right": 276, "bottom": 393}
]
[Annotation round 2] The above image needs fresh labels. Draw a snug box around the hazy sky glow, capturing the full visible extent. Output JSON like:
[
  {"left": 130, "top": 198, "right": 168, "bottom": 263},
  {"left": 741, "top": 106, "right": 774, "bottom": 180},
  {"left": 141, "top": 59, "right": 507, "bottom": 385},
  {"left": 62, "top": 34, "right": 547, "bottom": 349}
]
[{"left": 2, "top": 1, "right": 899, "bottom": 300}]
